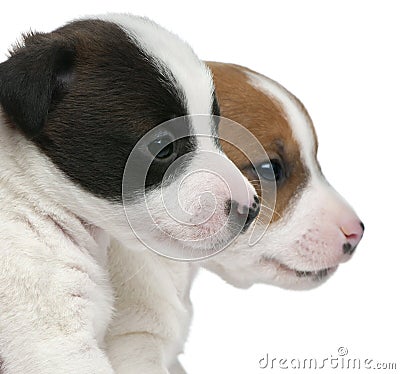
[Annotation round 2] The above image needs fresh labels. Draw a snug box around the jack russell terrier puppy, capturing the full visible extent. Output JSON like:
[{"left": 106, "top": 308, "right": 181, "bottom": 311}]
[
  {"left": 0, "top": 16, "right": 258, "bottom": 374},
  {"left": 105, "top": 62, "right": 364, "bottom": 373}
]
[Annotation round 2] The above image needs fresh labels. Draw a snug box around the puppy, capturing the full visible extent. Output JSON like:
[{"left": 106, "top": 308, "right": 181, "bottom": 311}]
[
  {"left": 0, "top": 15, "right": 257, "bottom": 373},
  {"left": 106, "top": 62, "right": 364, "bottom": 373}
]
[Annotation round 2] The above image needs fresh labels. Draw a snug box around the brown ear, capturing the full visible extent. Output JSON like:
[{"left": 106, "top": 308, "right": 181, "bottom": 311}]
[{"left": 0, "top": 32, "right": 76, "bottom": 136}]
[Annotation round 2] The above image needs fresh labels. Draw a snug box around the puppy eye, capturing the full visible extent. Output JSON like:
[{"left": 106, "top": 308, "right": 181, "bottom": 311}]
[
  {"left": 255, "top": 159, "right": 284, "bottom": 182},
  {"left": 148, "top": 136, "right": 175, "bottom": 160}
]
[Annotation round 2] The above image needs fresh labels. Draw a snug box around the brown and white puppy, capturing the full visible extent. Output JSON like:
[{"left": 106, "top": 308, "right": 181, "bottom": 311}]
[
  {"left": 106, "top": 63, "right": 364, "bottom": 373},
  {"left": 204, "top": 62, "right": 364, "bottom": 289}
]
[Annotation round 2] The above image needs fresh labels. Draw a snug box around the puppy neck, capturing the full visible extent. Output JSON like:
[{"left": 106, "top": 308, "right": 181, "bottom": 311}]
[{"left": 0, "top": 113, "right": 111, "bottom": 261}]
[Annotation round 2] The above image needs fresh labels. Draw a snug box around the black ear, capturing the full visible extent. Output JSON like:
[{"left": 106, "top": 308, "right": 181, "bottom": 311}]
[{"left": 0, "top": 32, "right": 76, "bottom": 136}]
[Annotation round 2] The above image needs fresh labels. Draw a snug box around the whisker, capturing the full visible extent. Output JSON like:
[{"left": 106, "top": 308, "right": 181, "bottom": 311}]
[{"left": 119, "top": 262, "right": 146, "bottom": 286}]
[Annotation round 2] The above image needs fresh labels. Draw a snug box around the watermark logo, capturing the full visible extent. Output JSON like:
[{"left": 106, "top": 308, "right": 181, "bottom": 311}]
[
  {"left": 122, "top": 115, "right": 277, "bottom": 260},
  {"left": 259, "top": 347, "right": 397, "bottom": 371}
]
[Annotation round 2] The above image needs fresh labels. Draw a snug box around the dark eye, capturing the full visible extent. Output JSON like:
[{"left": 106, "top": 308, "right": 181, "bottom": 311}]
[
  {"left": 148, "top": 135, "right": 175, "bottom": 160},
  {"left": 255, "top": 159, "right": 284, "bottom": 182}
]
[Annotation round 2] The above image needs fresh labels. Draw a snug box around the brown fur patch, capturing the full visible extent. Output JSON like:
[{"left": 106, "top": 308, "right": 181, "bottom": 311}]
[{"left": 207, "top": 62, "right": 315, "bottom": 223}]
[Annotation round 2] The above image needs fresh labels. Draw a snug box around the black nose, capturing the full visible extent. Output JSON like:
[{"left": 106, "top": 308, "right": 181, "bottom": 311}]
[
  {"left": 360, "top": 221, "right": 365, "bottom": 232},
  {"left": 242, "top": 195, "right": 261, "bottom": 232},
  {"left": 225, "top": 196, "right": 261, "bottom": 233},
  {"left": 343, "top": 242, "right": 354, "bottom": 255}
]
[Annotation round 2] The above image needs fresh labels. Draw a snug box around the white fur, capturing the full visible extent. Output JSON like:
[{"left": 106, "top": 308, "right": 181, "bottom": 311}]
[
  {"left": 105, "top": 67, "right": 363, "bottom": 373},
  {"left": 0, "top": 122, "right": 115, "bottom": 373},
  {"left": 106, "top": 240, "right": 195, "bottom": 374}
]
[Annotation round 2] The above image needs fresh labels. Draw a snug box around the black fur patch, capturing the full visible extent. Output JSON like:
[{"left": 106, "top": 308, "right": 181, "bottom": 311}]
[
  {"left": 0, "top": 20, "right": 202, "bottom": 201},
  {"left": 211, "top": 90, "right": 221, "bottom": 149},
  {"left": 212, "top": 91, "right": 220, "bottom": 117}
]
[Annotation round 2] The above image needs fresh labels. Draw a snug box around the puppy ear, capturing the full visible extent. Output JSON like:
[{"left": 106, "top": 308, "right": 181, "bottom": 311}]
[{"left": 0, "top": 32, "right": 76, "bottom": 136}]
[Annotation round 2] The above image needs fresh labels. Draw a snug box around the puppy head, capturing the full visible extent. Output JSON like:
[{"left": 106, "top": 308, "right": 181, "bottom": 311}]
[
  {"left": 204, "top": 62, "right": 364, "bottom": 289},
  {"left": 0, "top": 16, "right": 258, "bottom": 257}
]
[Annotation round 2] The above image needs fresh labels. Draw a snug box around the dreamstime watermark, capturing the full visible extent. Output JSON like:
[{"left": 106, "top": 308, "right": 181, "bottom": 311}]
[
  {"left": 259, "top": 347, "right": 397, "bottom": 371},
  {"left": 122, "top": 115, "right": 277, "bottom": 260}
]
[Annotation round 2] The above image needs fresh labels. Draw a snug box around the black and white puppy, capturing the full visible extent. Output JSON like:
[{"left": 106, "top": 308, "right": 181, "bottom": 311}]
[{"left": 0, "top": 14, "right": 257, "bottom": 373}]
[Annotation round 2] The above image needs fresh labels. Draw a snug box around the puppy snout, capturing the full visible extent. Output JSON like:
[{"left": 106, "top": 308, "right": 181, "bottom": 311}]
[
  {"left": 226, "top": 195, "right": 260, "bottom": 233},
  {"left": 341, "top": 220, "right": 364, "bottom": 256}
]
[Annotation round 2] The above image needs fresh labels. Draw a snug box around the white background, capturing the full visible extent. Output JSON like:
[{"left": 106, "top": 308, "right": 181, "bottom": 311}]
[{"left": 1, "top": 1, "right": 399, "bottom": 373}]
